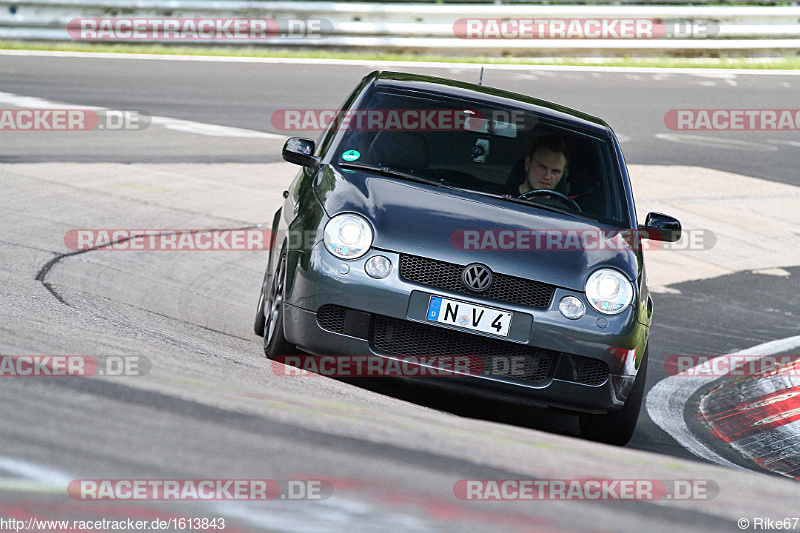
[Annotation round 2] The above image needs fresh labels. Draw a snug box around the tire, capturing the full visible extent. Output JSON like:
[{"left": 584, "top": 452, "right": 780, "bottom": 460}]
[
  {"left": 253, "top": 265, "right": 269, "bottom": 337},
  {"left": 578, "top": 347, "right": 648, "bottom": 446},
  {"left": 262, "top": 249, "right": 299, "bottom": 359}
]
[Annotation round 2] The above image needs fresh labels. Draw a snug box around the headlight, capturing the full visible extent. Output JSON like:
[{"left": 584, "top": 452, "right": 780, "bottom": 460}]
[
  {"left": 585, "top": 269, "right": 634, "bottom": 315},
  {"left": 323, "top": 214, "right": 373, "bottom": 260}
]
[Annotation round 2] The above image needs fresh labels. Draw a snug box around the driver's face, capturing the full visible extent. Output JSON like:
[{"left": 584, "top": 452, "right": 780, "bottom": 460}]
[{"left": 525, "top": 147, "right": 567, "bottom": 190}]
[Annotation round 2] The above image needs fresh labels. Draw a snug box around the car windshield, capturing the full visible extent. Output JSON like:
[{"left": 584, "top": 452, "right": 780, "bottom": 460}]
[{"left": 332, "top": 88, "right": 630, "bottom": 226}]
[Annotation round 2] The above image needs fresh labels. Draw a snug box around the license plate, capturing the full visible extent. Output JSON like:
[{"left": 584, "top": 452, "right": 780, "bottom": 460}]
[{"left": 426, "top": 295, "right": 512, "bottom": 337}]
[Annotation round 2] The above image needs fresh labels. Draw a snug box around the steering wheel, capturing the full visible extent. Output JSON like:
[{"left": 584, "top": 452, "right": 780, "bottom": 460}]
[{"left": 518, "top": 189, "right": 582, "bottom": 212}]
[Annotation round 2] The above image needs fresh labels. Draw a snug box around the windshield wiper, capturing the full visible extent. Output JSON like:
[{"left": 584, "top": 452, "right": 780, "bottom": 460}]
[{"left": 338, "top": 162, "right": 444, "bottom": 188}]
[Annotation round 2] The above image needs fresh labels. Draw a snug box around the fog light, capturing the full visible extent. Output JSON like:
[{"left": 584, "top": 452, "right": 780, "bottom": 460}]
[
  {"left": 365, "top": 255, "right": 392, "bottom": 279},
  {"left": 559, "top": 296, "right": 585, "bottom": 320}
]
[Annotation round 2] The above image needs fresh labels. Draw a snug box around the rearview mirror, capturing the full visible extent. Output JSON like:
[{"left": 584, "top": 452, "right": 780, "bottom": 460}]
[
  {"left": 282, "top": 137, "right": 319, "bottom": 168},
  {"left": 639, "top": 212, "right": 681, "bottom": 242}
]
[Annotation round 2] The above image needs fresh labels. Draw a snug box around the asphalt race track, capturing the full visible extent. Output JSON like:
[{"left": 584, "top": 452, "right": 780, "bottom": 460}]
[{"left": 1, "top": 52, "right": 799, "bottom": 532}]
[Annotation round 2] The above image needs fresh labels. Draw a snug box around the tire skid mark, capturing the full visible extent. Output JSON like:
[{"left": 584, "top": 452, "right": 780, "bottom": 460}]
[{"left": 35, "top": 225, "right": 261, "bottom": 306}]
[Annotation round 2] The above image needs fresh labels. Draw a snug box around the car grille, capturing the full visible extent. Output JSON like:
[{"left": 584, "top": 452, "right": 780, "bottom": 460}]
[
  {"left": 556, "top": 353, "right": 609, "bottom": 386},
  {"left": 399, "top": 254, "right": 556, "bottom": 309},
  {"left": 371, "top": 315, "right": 555, "bottom": 385},
  {"left": 315, "top": 305, "right": 607, "bottom": 387},
  {"left": 317, "top": 305, "right": 347, "bottom": 334},
  {"left": 575, "top": 357, "right": 609, "bottom": 386}
]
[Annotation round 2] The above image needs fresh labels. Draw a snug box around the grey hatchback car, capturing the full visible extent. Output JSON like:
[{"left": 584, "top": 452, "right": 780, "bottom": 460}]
[{"left": 254, "top": 71, "right": 681, "bottom": 445}]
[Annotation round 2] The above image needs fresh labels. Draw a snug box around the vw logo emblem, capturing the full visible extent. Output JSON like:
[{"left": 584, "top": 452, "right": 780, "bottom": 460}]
[{"left": 461, "top": 263, "right": 493, "bottom": 292}]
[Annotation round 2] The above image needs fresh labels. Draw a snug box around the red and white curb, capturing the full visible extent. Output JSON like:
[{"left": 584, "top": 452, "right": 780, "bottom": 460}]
[
  {"left": 700, "top": 358, "right": 800, "bottom": 479},
  {"left": 646, "top": 335, "right": 800, "bottom": 474}
]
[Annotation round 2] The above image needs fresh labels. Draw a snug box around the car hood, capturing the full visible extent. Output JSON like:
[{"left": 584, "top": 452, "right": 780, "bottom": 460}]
[{"left": 314, "top": 166, "right": 640, "bottom": 292}]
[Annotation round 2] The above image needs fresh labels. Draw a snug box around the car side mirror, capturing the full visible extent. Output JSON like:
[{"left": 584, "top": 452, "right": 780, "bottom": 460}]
[
  {"left": 639, "top": 212, "right": 681, "bottom": 242},
  {"left": 282, "top": 137, "right": 319, "bottom": 168}
]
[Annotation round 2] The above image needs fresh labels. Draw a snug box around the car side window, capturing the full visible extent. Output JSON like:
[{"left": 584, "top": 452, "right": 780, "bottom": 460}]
[{"left": 315, "top": 78, "right": 372, "bottom": 159}]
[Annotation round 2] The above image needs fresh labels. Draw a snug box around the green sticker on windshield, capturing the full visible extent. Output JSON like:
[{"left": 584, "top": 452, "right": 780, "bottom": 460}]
[{"left": 341, "top": 150, "right": 360, "bottom": 161}]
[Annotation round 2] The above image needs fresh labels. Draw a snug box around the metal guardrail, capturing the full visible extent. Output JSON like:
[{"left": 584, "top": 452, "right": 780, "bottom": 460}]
[
  {"left": 5, "top": 0, "right": 798, "bottom": 4},
  {"left": 1, "top": 0, "right": 799, "bottom": 53}
]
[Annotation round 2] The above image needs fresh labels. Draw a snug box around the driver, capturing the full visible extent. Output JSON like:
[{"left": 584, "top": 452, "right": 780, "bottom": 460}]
[{"left": 514, "top": 134, "right": 569, "bottom": 195}]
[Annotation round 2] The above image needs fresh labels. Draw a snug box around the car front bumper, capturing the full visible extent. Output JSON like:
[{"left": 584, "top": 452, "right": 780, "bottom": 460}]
[{"left": 281, "top": 242, "right": 648, "bottom": 414}]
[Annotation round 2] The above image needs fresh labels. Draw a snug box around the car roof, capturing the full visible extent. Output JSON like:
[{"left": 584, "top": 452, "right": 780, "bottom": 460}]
[{"left": 372, "top": 71, "right": 611, "bottom": 135}]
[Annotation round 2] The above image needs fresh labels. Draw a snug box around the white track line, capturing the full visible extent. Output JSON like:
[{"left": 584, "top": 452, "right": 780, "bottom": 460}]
[
  {"left": 0, "top": 454, "right": 428, "bottom": 531},
  {"left": 0, "top": 90, "right": 284, "bottom": 139},
  {"left": 0, "top": 454, "right": 73, "bottom": 487},
  {"left": 2, "top": 49, "right": 800, "bottom": 76},
  {"left": 646, "top": 335, "right": 800, "bottom": 469}
]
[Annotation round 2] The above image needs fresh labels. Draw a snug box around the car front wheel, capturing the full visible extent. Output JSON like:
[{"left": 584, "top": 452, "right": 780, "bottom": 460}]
[
  {"left": 253, "top": 266, "right": 269, "bottom": 337},
  {"left": 578, "top": 346, "right": 648, "bottom": 446},
  {"left": 262, "top": 249, "right": 298, "bottom": 359}
]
